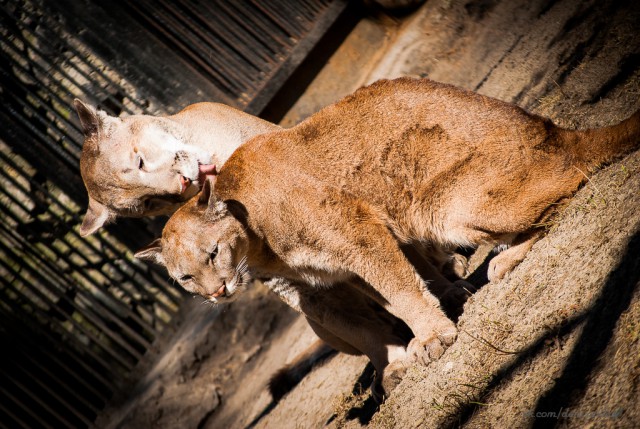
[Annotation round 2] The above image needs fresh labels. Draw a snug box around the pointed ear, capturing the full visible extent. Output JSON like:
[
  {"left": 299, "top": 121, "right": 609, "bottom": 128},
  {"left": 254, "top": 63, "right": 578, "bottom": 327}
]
[
  {"left": 74, "top": 99, "right": 101, "bottom": 137},
  {"left": 79, "top": 197, "right": 112, "bottom": 236},
  {"left": 134, "top": 238, "right": 165, "bottom": 266},
  {"left": 197, "top": 175, "right": 217, "bottom": 206}
]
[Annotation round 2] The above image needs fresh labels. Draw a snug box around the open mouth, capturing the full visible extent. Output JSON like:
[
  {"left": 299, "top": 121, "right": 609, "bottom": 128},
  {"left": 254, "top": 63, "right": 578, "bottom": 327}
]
[
  {"left": 179, "top": 164, "right": 216, "bottom": 195},
  {"left": 197, "top": 163, "right": 217, "bottom": 184},
  {"left": 211, "top": 282, "right": 227, "bottom": 299}
]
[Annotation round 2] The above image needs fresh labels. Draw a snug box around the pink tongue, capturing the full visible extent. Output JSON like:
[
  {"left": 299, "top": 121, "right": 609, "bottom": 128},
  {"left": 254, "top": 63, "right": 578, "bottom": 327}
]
[{"left": 198, "top": 164, "right": 217, "bottom": 184}]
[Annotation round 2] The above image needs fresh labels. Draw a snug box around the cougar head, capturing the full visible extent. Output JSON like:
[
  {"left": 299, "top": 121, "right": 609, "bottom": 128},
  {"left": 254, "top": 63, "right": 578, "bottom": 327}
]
[
  {"left": 135, "top": 177, "right": 252, "bottom": 303},
  {"left": 75, "top": 100, "right": 217, "bottom": 236}
]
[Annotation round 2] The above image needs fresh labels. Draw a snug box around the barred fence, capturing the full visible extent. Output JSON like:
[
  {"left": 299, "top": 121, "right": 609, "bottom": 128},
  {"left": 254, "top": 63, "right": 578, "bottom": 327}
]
[{"left": 0, "top": 0, "right": 348, "bottom": 427}]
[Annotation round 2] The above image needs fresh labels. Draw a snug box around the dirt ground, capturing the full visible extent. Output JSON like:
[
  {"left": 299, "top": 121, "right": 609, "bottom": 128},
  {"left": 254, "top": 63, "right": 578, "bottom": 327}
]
[{"left": 97, "top": 0, "right": 640, "bottom": 428}]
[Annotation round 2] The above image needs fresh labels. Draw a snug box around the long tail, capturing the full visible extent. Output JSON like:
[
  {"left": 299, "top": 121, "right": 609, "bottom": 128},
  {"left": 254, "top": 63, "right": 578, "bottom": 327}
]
[{"left": 563, "top": 110, "right": 640, "bottom": 173}]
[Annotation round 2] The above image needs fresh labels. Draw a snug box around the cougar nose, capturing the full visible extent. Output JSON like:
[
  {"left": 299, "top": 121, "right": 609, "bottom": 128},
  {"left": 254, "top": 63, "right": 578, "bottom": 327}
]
[
  {"left": 179, "top": 175, "right": 191, "bottom": 194},
  {"left": 211, "top": 282, "right": 226, "bottom": 298}
]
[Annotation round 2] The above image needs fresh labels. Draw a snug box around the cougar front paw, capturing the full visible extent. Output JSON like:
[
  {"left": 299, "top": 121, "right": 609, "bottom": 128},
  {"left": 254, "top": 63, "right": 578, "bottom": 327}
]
[
  {"left": 407, "top": 322, "right": 457, "bottom": 365},
  {"left": 488, "top": 252, "right": 519, "bottom": 282},
  {"left": 371, "top": 360, "right": 409, "bottom": 404},
  {"left": 439, "top": 280, "right": 476, "bottom": 320}
]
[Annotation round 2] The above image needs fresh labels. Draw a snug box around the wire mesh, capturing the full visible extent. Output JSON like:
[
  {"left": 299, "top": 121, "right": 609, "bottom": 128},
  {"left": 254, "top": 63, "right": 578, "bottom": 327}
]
[{"left": 0, "top": 0, "right": 343, "bottom": 426}]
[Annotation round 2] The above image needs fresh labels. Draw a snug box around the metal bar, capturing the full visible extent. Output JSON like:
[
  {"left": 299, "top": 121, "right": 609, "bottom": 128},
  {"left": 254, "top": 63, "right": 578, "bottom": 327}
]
[
  {"left": 12, "top": 354, "right": 102, "bottom": 417},
  {"left": 195, "top": 1, "right": 273, "bottom": 65},
  {"left": 120, "top": 0, "right": 241, "bottom": 95},
  {"left": 154, "top": 0, "right": 255, "bottom": 92},
  {"left": 0, "top": 398, "right": 31, "bottom": 429},
  {"left": 0, "top": 68, "right": 81, "bottom": 170},
  {"left": 0, "top": 298, "right": 117, "bottom": 392},
  {"left": 280, "top": 0, "right": 315, "bottom": 25},
  {"left": 0, "top": 384, "right": 55, "bottom": 429},
  {"left": 0, "top": 150, "right": 182, "bottom": 315},
  {"left": 0, "top": 277, "right": 128, "bottom": 381},
  {"left": 0, "top": 163, "right": 164, "bottom": 336},
  {"left": 0, "top": 253, "right": 136, "bottom": 372},
  {"left": 225, "top": 1, "right": 289, "bottom": 51},
  {"left": 245, "top": 0, "right": 351, "bottom": 114},
  {"left": 237, "top": 0, "right": 299, "bottom": 52},
  {"left": 0, "top": 2, "right": 139, "bottom": 116},
  {"left": 0, "top": 36, "right": 84, "bottom": 147},
  {"left": 1, "top": 373, "right": 76, "bottom": 429},
  {"left": 299, "top": 0, "right": 324, "bottom": 15},
  {"left": 217, "top": 1, "right": 281, "bottom": 59},
  {"left": 249, "top": 0, "right": 305, "bottom": 38},
  {"left": 171, "top": 0, "right": 266, "bottom": 68},
  {"left": 0, "top": 310, "right": 109, "bottom": 406},
  {"left": 0, "top": 230, "right": 144, "bottom": 365},
  {"left": 0, "top": 41, "right": 83, "bottom": 156},
  {"left": 173, "top": 0, "right": 268, "bottom": 74},
  {"left": 7, "top": 363, "right": 94, "bottom": 427},
  {"left": 1, "top": 0, "right": 138, "bottom": 114}
]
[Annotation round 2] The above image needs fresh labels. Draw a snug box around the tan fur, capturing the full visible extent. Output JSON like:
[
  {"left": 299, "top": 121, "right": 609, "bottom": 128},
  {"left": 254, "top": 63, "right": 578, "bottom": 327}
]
[
  {"left": 78, "top": 98, "right": 465, "bottom": 401},
  {"left": 75, "top": 100, "right": 278, "bottom": 236},
  {"left": 140, "top": 77, "right": 639, "bottom": 398}
]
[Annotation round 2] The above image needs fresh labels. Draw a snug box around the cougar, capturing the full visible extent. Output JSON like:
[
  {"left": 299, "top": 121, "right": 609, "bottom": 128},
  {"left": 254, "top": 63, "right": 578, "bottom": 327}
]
[
  {"left": 76, "top": 98, "right": 459, "bottom": 401},
  {"left": 75, "top": 100, "right": 277, "bottom": 236},
  {"left": 136, "top": 77, "right": 640, "bottom": 399}
]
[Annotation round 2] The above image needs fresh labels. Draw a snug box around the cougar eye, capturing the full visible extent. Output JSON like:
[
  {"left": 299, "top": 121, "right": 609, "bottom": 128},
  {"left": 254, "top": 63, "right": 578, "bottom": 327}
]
[
  {"left": 209, "top": 245, "right": 218, "bottom": 264},
  {"left": 136, "top": 155, "right": 145, "bottom": 170},
  {"left": 180, "top": 275, "right": 193, "bottom": 283}
]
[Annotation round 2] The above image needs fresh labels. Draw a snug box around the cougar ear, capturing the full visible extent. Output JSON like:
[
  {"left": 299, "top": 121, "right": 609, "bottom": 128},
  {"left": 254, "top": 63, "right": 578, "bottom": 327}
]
[
  {"left": 74, "top": 99, "right": 102, "bottom": 137},
  {"left": 134, "top": 238, "right": 165, "bottom": 266},
  {"left": 197, "top": 176, "right": 229, "bottom": 220},
  {"left": 79, "top": 197, "right": 112, "bottom": 236},
  {"left": 197, "top": 175, "right": 218, "bottom": 207}
]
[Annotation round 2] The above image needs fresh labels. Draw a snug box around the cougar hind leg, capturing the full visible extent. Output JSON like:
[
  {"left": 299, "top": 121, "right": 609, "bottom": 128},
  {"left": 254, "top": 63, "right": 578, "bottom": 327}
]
[
  {"left": 298, "top": 283, "right": 412, "bottom": 403},
  {"left": 401, "top": 243, "right": 476, "bottom": 320}
]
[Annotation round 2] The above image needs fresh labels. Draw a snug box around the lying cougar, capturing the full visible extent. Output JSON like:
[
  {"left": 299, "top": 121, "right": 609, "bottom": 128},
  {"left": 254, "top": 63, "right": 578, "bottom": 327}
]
[{"left": 136, "top": 77, "right": 640, "bottom": 399}]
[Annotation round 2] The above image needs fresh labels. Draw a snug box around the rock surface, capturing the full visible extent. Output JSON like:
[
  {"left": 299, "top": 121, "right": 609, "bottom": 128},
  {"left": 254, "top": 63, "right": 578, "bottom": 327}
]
[{"left": 99, "top": 1, "right": 640, "bottom": 428}]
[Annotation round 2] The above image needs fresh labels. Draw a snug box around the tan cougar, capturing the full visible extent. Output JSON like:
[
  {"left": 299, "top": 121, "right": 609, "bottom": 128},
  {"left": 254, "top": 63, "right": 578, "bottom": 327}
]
[{"left": 137, "top": 77, "right": 640, "bottom": 398}]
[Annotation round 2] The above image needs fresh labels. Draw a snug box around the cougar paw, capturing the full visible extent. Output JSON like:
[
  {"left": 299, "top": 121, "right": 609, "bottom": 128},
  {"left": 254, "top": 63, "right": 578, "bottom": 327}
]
[
  {"left": 407, "top": 324, "right": 457, "bottom": 365},
  {"left": 446, "top": 253, "right": 469, "bottom": 279},
  {"left": 488, "top": 253, "right": 519, "bottom": 282},
  {"left": 441, "top": 280, "right": 475, "bottom": 306},
  {"left": 371, "top": 360, "right": 409, "bottom": 404},
  {"left": 440, "top": 280, "right": 476, "bottom": 320}
]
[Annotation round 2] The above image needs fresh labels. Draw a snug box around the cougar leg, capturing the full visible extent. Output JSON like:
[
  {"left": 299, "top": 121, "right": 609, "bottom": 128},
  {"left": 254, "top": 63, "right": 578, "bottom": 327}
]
[
  {"left": 401, "top": 244, "right": 475, "bottom": 319},
  {"left": 488, "top": 230, "right": 543, "bottom": 282},
  {"left": 305, "top": 317, "right": 361, "bottom": 355},
  {"left": 281, "top": 191, "right": 456, "bottom": 387},
  {"left": 329, "top": 221, "right": 457, "bottom": 368},
  {"left": 297, "top": 284, "right": 410, "bottom": 402}
]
